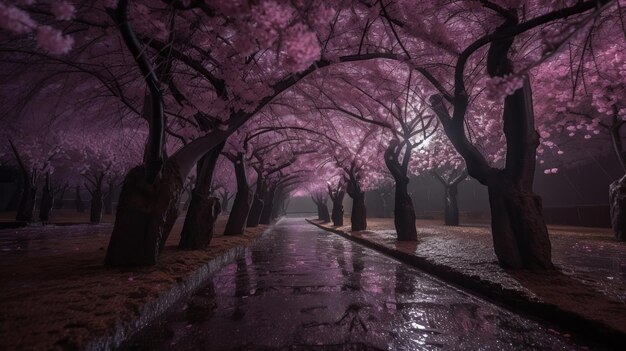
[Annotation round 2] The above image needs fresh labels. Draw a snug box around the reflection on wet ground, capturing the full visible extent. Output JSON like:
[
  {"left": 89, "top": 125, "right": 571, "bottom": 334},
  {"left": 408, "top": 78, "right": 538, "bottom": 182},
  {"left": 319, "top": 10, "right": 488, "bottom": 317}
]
[{"left": 121, "top": 218, "right": 596, "bottom": 350}]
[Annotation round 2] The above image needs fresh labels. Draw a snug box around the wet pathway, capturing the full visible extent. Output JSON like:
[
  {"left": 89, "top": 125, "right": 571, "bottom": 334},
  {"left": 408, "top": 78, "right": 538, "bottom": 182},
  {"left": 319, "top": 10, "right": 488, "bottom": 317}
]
[{"left": 121, "top": 218, "right": 597, "bottom": 350}]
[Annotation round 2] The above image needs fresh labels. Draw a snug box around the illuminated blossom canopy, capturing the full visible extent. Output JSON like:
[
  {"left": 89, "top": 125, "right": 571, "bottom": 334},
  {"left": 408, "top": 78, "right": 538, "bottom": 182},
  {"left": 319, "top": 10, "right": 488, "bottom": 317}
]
[{"left": 1, "top": 0, "right": 624, "bottom": 268}]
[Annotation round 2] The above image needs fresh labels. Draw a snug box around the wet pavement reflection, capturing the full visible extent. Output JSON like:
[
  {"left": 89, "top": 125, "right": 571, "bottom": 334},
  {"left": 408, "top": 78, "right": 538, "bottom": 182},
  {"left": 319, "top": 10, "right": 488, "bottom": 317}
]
[{"left": 121, "top": 218, "right": 596, "bottom": 350}]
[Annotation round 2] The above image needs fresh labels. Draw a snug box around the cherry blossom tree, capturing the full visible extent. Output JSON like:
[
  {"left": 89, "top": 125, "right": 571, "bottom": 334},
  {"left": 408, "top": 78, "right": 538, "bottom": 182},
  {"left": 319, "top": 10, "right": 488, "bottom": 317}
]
[
  {"left": 368, "top": 0, "right": 620, "bottom": 269},
  {"left": 299, "top": 62, "right": 438, "bottom": 239},
  {"left": 533, "top": 18, "right": 626, "bottom": 240},
  {"left": 309, "top": 184, "right": 331, "bottom": 223},
  {"left": 94, "top": 0, "right": 404, "bottom": 265},
  {"left": 323, "top": 122, "right": 387, "bottom": 231},
  {"left": 3, "top": 0, "right": 623, "bottom": 272},
  {"left": 63, "top": 128, "right": 141, "bottom": 223},
  {"left": 0, "top": 129, "right": 64, "bottom": 222}
]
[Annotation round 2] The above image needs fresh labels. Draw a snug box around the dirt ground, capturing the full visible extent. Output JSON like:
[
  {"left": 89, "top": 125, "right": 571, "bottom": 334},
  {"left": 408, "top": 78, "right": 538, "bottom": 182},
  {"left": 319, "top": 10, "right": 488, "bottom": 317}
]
[
  {"left": 312, "top": 217, "right": 626, "bottom": 340},
  {"left": 0, "top": 214, "right": 267, "bottom": 350}
]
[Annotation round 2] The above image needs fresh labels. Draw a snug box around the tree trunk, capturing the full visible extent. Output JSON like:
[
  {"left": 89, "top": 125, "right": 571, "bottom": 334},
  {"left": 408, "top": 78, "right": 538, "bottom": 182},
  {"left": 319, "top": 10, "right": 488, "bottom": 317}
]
[
  {"left": 609, "top": 118, "right": 626, "bottom": 241},
  {"left": 10, "top": 140, "right": 36, "bottom": 222},
  {"left": 74, "top": 185, "right": 85, "bottom": 213},
  {"left": 444, "top": 184, "right": 460, "bottom": 226},
  {"left": 384, "top": 141, "right": 417, "bottom": 240},
  {"left": 224, "top": 153, "right": 252, "bottom": 236},
  {"left": 315, "top": 203, "right": 323, "bottom": 219},
  {"left": 247, "top": 194, "right": 264, "bottom": 227},
  {"left": 281, "top": 198, "right": 290, "bottom": 216},
  {"left": 53, "top": 184, "right": 68, "bottom": 209},
  {"left": 90, "top": 187, "right": 103, "bottom": 224},
  {"left": 313, "top": 195, "right": 331, "bottom": 223},
  {"left": 104, "top": 184, "right": 115, "bottom": 215},
  {"left": 16, "top": 182, "right": 36, "bottom": 222},
  {"left": 432, "top": 169, "right": 466, "bottom": 227},
  {"left": 272, "top": 191, "right": 286, "bottom": 220},
  {"left": 319, "top": 202, "right": 330, "bottom": 223},
  {"left": 179, "top": 143, "right": 224, "bottom": 249},
  {"left": 393, "top": 179, "right": 417, "bottom": 241},
  {"left": 220, "top": 192, "right": 230, "bottom": 213},
  {"left": 259, "top": 186, "right": 275, "bottom": 225},
  {"left": 247, "top": 179, "right": 266, "bottom": 228},
  {"left": 39, "top": 173, "right": 54, "bottom": 222},
  {"left": 183, "top": 188, "right": 193, "bottom": 211},
  {"left": 610, "top": 174, "right": 626, "bottom": 241},
  {"left": 225, "top": 190, "right": 252, "bottom": 236},
  {"left": 349, "top": 191, "right": 367, "bottom": 231},
  {"left": 105, "top": 162, "right": 183, "bottom": 266},
  {"left": 179, "top": 194, "right": 220, "bottom": 249},
  {"left": 487, "top": 174, "right": 553, "bottom": 270},
  {"left": 331, "top": 193, "right": 345, "bottom": 226}
]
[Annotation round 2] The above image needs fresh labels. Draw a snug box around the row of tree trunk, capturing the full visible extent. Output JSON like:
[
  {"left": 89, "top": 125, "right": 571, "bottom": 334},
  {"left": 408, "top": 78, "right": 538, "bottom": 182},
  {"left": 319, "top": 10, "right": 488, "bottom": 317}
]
[{"left": 9, "top": 170, "right": 117, "bottom": 224}]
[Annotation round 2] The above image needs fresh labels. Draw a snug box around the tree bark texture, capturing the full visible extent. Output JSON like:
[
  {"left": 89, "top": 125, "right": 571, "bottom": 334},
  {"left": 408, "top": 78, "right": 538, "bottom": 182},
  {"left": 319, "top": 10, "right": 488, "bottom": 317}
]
[
  {"left": 328, "top": 184, "right": 345, "bottom": 226},
  {"left": 178, "top": 194, "right": 221, "bottom": 249},
  {"left": 247, "top": 176, "right": 266, "bottom": 228},
  {"left": 312, "top": 194, "right": 331, "bottom": 223},
  {"left": 610, "top": 175, "right": 626, "bottom": 241},
  {"left": 393, "top": 179, "right": 417, "bottom": 241},
  {"left": 224, "top": 153, "right": 252, "bottom": 236},
  {"left": 105, "top": 162, "right": 183, "bottom": 266},
  {"left": 347, "top": 179, "right": 366, "bottom": 231},
  {"left": 179, "top": 143, "right": 224, "bottom": 249},
  {"left": 432, "top": 169, "right": 467, "bottom": 227},
  {"left": 385, "top": 141, "right": 417, "bottom": 241},
  {"left": 259, "top": 186, "right": 276, "bottom": 225}
]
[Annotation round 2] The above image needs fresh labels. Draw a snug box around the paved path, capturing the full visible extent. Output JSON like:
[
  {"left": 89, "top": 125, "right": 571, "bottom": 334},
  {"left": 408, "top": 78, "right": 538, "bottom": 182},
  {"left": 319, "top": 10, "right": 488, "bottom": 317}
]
[{"left": 122, "top": 218, "right": 599, "bottom": 350}]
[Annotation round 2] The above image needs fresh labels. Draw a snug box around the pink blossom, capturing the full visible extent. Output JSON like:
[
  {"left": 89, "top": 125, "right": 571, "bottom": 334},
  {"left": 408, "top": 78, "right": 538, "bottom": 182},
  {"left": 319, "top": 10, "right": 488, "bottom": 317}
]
[
  {"left": 51, "top": 1, "right": 75, "bottom": 21},
  {"left": 485, "top": 74, "right": 524, "bottom": 101},
  {"left": 36, "top": 26, "right": 74, "bottom": 54},
  {"left": 0, "top": 3, "right": 36, "bottom": 34},
  {"left": 283, "top": 24, "right": 321, "bottom": 72}
]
